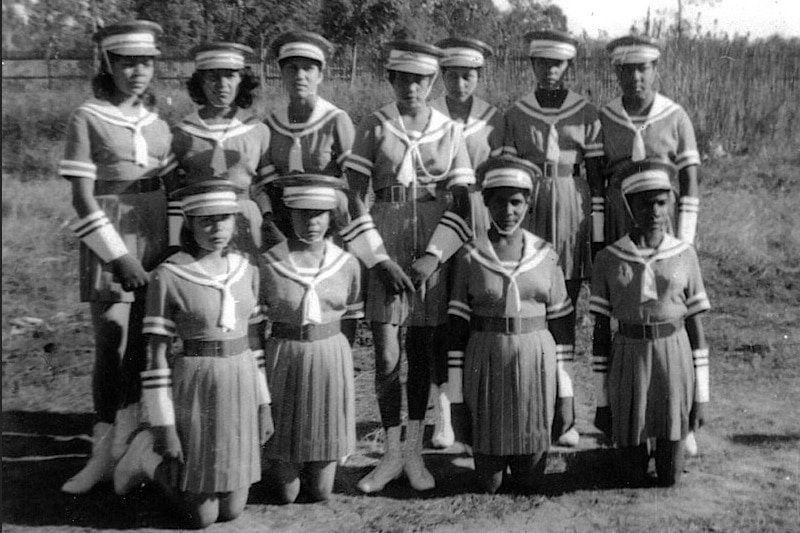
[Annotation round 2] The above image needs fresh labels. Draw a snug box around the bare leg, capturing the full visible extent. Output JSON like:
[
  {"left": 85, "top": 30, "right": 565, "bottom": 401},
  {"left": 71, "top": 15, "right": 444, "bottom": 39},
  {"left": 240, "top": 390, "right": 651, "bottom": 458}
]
[
  {"left": 181, "top": 491, "right": 219, "bottom": 530},
  {"left": 474, "top": 453, "right": 507, "bottom": 494},
  {"left": 272, "top": 460, "right": 301, "bottom": 504},
  {"left": 90, "top": 301, "right": 129, "bottom": 423},
  {"left": 371, "top": 322, "right": 403, "bottom": 428},
  {"left": 655, "top": 439, "right": 686, "bottom": 487},
  {"left": 218, "top": 487, "right": 249, "bottom": 522},
  {"left": 508, "top": 452, "right": 548, "bottom": 494},
  {"left": 617, "top": 443, "right": 650, "bottom": 487},
  {"left": 304, "top": 460, "right": 337, "bottom": 502}
]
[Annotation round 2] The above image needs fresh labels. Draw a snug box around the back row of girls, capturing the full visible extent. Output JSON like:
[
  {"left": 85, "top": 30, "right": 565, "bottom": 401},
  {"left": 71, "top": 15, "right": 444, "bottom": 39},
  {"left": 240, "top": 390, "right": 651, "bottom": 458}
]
[{"left": 59, "top": 19, "right": 707, "bottom": 525}]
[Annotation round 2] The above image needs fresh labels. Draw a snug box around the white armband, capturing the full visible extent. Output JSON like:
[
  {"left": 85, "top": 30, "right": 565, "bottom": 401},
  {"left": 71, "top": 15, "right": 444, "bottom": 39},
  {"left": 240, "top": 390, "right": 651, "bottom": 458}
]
[
  {"left": 446, "top": 351, "right": 465, "bottom": 403},
  {"left": 167, "top": 201, "right": 184, "bottom": 247},
  {"left": 69, "top": 210, "right": 128, "bottom": 263},
  {"left": 340, "top": 214, "right": 389, "bottom": 268},
  {"left": 141, "top": 368, "right": 175, "bottom": 426},
  {"left": 592, "top": 353, "right": 609, "bottom": 407},
  {"left": 425, "top": 211, "right": 472, "bottom": 263},
  {"left": 591, "top": 197, "right": 605, "bottom": 243},
  {"left": 556, "top": 344, "right": 575, "bottom": 398},
  {"left": 693, "top": 348, "right": 709, "bottom": 403},
  {"left": 678, "top": 196, "right": 699, "bottom": 245},
  {"left": 252, "top": 349, "right": 271, "bottom": 405}
]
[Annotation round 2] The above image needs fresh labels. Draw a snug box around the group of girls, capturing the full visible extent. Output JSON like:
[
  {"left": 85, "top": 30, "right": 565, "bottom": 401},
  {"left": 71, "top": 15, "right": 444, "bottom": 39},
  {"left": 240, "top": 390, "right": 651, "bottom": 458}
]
[{"left": 59, "top": 19, "right": 709, "bottom": 528}]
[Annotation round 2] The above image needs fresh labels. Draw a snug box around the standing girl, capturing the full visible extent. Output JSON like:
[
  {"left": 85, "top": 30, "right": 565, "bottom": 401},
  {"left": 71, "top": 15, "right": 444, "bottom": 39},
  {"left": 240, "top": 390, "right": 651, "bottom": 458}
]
[
  {"left": 341, "top": 39, "right": 474, "bottom": 493},
  {"left": 428, "top": 36, "right": 504, "bottom": 449},
  {"left": 447, "top": 156, "right": 575, "bottom": 494},
  {"left": 114, "top": 180, "right": 273, "bottom": 528},
  {"left": 61, "top": 20, "right": 172, "bottom": 494},
  {"left": 253, "top": 31, "right": 355, "bottom": 247},
  {"left": 590, "top": 159, "right": 710, "bottom": 487},
  {"left": 599, "top": 35, "right": 701, "bottom": 246},
  {"left": 170, "top": 42, "right": 270, "bottom": 256},
  {"left": 503, "top": 29, "right": 604, "bottom": 446},
  {"left": 260, "top": 174, "right": 363, "bottom": 503}
]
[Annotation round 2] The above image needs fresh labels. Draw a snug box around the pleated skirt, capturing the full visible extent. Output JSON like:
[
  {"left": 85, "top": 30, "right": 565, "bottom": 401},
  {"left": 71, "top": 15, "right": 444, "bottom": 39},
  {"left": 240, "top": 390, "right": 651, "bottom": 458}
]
[
  {"left": 365, "top": 199, "right": 450, "bottom": 326},
  {"left": 79, "top": 189, "right": 166, "bottom": 302},
  {"left": 172, "top": 349, "right": 261, "bottom": 494},
  {"left": 609, "top": 330, "right": 694, "bottom": 446},
  {"left": 524, "top": 176, "right": 591, "bottom": 280},
  {"left": 464, "top": 329, "right": 557, "bottom": 456},
  {"left": 263, "top": 333, "right": 356, "bottom": 463}
]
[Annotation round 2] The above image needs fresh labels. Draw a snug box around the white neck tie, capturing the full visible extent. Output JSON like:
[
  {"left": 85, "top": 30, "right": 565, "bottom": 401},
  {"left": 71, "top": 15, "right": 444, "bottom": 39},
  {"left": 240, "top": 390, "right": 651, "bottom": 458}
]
[
  {"left": 288, "top": 136, "right": 304, "bottom": 172},
  {"left": 632, "top": 128, "right": 646, "bottom": 161},
  {"left": 132, "top": 124, "right": 149, "bottom": 167},
  {"left": 641, "top": 261, "right": 658, "bottom": 303},
  {"left": 545, "top": 122, "right": 560, "bottom": 163},
  {"left": 504, "top": 276, "right": 522, "bottom": 316}
]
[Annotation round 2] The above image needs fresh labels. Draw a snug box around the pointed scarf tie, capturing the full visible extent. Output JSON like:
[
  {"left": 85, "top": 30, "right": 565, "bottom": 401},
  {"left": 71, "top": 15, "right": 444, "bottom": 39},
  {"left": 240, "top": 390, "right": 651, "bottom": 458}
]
[
  {"left": 504, "top": 276, "right": 522, "bottom": 316},
  {"left": 631, "top": 128, "right": 647, "bottom": 161},
  {"left": 210, "top": 138, "right": 227, "bottom": 175},
  {"left": 288, "top": 136, "right": 304, "bottom": 172},
  {"left": 302, "top": 282, "right": 323, "bottom": 324},
  {"left": 545, "top": 122, "right": 560, "bottom": 164},
  {"left": 396, "top": 140, "right": 417, "bottom": 188},
  {"left": 641, "top": 261, "right": 658, "bottom": 303},
  {"left": 132, "top": 124, "right": 149, "bottom": 167}
]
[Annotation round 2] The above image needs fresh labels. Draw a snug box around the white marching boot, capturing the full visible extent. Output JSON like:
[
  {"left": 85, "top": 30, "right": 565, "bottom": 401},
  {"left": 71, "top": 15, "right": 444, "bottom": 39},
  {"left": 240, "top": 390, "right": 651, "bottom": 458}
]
[
  {"left": 357, "top": 425, "right": 403, "bottom": 493},
  {"left": 61, "top": 422, "right": 115, "bottom": 494},
  {"left": 113, "top": 430, "right": 162, "bottom": 495},
  {"left": 404, "top": 420, "right": 435, "bottom": 491},
  {"left": 430, "top": 384, "right": 455, "bottom": 449}
]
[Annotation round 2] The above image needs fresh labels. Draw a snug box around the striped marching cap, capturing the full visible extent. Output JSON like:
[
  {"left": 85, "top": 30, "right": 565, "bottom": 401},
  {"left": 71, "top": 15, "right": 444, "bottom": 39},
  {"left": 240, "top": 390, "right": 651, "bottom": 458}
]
[
  {"left": 384, "top": 40, "right": 444, "bottom": 76},
  {"left": 94, "top": 20, "right": 162, "bottom": 56},
  {"left": 478, "top": 156, "right": 542, "bottom": 191},
  {"left": 436, "top": 37, "right": 493, "bottom": 68},
  {"left": 192, "top": 42, "right": 254, "bottom": 70},
  {"left": 525, "top": 29, "right": 578, "bottom": 60},
  {"left": 271, "top": 30, "right": 334, "bottom": 65},
  {"left": 171, "top": 180, "right": 242, "bottom": 217},
  {"left": 278, "top": 173, "right": 347, "bottom": 210},
  {"left": 619, "top": 159, "right": 676, "bottom": 196},
  {"left": 607, "top": 34, "right": 661, "bottom": 64}
]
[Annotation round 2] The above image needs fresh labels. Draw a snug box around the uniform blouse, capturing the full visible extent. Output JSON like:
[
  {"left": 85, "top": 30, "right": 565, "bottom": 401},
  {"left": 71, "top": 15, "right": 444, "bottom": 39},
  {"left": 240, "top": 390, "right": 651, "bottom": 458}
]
[{"left": 429, "top": 96, "right": 505, "bottom": 170}]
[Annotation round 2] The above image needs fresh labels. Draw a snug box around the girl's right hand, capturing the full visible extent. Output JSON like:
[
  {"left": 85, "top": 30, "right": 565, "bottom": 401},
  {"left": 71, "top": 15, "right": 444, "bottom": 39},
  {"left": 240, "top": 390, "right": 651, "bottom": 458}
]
[
  {"left": 112, "top": 254, "right": 149, "bottom": 291},
  {"left": 376, "top": 259, "right": 415, "bottom": 295}
]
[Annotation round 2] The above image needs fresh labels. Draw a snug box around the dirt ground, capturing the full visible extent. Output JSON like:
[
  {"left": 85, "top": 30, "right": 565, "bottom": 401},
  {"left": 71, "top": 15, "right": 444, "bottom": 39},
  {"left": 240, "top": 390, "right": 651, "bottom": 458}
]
[{"left": 3, "top": 270, "right": 799, "bottom": 533}]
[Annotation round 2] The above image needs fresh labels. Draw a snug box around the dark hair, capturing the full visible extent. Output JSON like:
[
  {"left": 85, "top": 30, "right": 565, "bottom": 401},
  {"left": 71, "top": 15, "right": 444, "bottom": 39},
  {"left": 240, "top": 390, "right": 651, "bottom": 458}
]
[
  {"left": 92, "top": 53, "right": 157, "bottom": 109},
  {"left": 186, "top": 68, "right": 260, "bottom": 109},
  {"left": 440, "top": 66, "right": 483, "bottom": 79},
  {"left": 387, "top": 70, "right": 435, "bottom": 84},
  {"left": 179, "top": 214, "right": 239, "bottom": 254},
  {"left": 482, "top": 186, "right": 531, "bottom": 206},
  {"left": 278, "top": 57, "right": 323, "bottom": 72}
]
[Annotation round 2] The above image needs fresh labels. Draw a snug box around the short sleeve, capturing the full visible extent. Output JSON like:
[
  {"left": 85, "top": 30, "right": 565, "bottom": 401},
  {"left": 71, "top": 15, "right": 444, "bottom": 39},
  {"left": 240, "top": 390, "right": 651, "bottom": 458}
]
[
  {"left": 675, "top": 107, "right": 700, "bottom": 170},
  {"left": 446, "top": 126, "right": 475, "bottom": 188},
  {"left": 589, "top": 250, "right": 612, "bottom": 317},
  {"left": 248, "top": 258, "right": 266, "bottom": 325},
  {"left": 584, "top": 103, "right": 604, "bottom": 159},
  {"left": 683, "top": 247, "right": 710, "bottom": 316},
  {"left": 332, "top": 111, "right": 356, "bottom": 172},
  {"left": 500, "top": 107, "right": 519, "bottom": 157},
  {"left": 143, "top": 268, "right": 177, "bottom": 337},
  {"left": 345, "top": 115, "right": 377, "bottom": 178},
  {"left": 447, "top": 248, "right": 472, "bottom": 322},
  {"left": 546, "top": 254, "right": 573, "bottom": 320},
  {"left": 487, "top": 109, "right": 506, "bottom": 157},
  {"left": 343, "top": 255, "right": 365, "bottom": 320},
  {"left": 59, "top": 108, "right": 97, "bottom": 180}
]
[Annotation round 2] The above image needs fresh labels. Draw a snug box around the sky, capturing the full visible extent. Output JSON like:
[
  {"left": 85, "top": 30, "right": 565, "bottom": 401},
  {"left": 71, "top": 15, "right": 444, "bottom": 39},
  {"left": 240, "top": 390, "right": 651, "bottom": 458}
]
[{"left": 493, "top": 0, "right": 800, "bottom": 39}]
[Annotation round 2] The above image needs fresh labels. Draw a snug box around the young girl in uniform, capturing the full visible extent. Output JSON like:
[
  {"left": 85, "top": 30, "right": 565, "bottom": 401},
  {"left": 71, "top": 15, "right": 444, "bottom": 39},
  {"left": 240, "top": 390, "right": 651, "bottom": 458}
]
[
  {"left": 599, "top": 35, "right": 701, "bottom": 246},
  {"left": 590, "top": 159, "right": 710, "bottom": 487},
  {"left": 259, "top": 174, "right": 363, "bottom": 503},
  {"left": 113, "top": 180, "right": 273, "bottom": 529},
  {"left": 253, "top": 31, "right": 355, "bottom": 247},
  {"left": 428, "top": 36, "right": 504, "bottom": 449},
  {"left": 447, "top": 156, "right": 575, "bottom": 494},
  {"left": 60, "top": 20, "right": 173, "bottom": 494},
  {"left": 170, "top": 42, "right": 270, "bottom": 256},
  {"left": 341, "top": 38, "right": 474, "bottom": 493},
  {"left": 503, "top": 29, "right": 604, "bottom": 447}
]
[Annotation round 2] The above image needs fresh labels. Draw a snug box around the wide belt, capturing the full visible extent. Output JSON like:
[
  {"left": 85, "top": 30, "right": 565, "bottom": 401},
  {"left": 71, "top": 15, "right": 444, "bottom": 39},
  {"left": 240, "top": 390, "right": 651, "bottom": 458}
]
[
  {"left": 183, "top": 337, "right": 249, "bottom": 357},
  {"left": 539, "top": 162, "right": 580, "bottom": 179},
  {"left": 270, "top": 321, "right": 341, "bottom": 342},
  {"left": 94, "top": 176, "right": 163, "bottom": 195},
  {"left": 373, "top": 185, "right": 451, "bottom": 204},
  {"left": 472, "top": 315, "right": 546, "bottom": 334},
  {"left": 618, "top": 320, "right": 684, "bottom": 340}
]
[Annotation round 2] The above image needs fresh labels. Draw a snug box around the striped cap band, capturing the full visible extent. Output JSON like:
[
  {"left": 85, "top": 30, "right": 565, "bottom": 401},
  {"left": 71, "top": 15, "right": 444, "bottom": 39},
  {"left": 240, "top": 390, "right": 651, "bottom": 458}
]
[
  {"left": 483, "top": 167, "right": 533, "bottom": 191},
  {"left": 621, "top": 169, "right": 672, "bottom": 195},
  {"left": 385, "top": 49, "right": 440, "bottom": 75},
  {"left": 528, "top": 40, "right": 577, "bottom": 60},
  {"left": 181, "top": 190, "right": 240, "bottom": 216},
  {"left": 283, "top": 186, "right": 339, "bottom": 210},
  {"left": 611, "top": 45, "right": 661, "bottom": 64},
  {"left": 101, "top": 32, "right": 159, "bottom": 55},
  {"left": 279, "top": 42, "right": 326, "bottom": 63},
  {"left": 195, "top": 50, "right": 246, "bottom": 70},
  {"left": 440, "top": 47, "right": 485, "bottom": 68}
]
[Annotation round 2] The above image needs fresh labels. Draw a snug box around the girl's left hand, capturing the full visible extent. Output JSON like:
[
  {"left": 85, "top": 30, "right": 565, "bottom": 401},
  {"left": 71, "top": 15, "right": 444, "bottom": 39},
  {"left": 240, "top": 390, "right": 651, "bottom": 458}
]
[
  {"left": 690, "top": 401, "right": 707, "bottom": 430},
  {"left": 259, "top": 404, "right": 274, "bottom": 445}
]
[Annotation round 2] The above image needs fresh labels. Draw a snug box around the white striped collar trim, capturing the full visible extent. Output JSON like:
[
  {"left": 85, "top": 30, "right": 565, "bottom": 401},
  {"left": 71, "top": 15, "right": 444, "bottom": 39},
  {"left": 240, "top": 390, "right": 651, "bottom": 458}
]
[
  {"left": 466, "top": 230, "right": 551, "bottom": 279},
  {"left": 267, "top": 97, "right": 343, "bottom": 136},
  {"left": 515, "top": 90, "right": 587, "bottom": 124},
  {"left": 607, "top": 234, "right": 688, "bottom": 264},
  {"left": 262, "top": 241, "right": 349, "bottom": 284},
  {"left": 376, "top": 103, "right": 454, "bottom": 147},
  {"left": 177, "top": 108, "right": 259, "bottom": 142},
  {"left": 601, "top": 93, "right": 679, "bottom": 131},
  {"left": 430, "top": 96, "right": 498, "bottom": 138},
  {"left": 80, "top": 101, "right": 157, "bottom": 129},
  {"left": 161, "top": 251, "right": 249, "bottom": 286}
]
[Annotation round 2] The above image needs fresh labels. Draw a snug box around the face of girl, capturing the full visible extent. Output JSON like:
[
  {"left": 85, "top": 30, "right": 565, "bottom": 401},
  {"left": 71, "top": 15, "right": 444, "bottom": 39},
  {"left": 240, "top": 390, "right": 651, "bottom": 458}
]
[
  {"left": 391, "top": 71, "right": 434, "bottom": 111},
  {"left": 485, "top": 188, "right": 529, "bottom": 234},
  {"left": 110, "top": 55, "right": 155, "bottom": 97},
  {"left": 615, "top": 61, "right": 656, "bottom": 100},
  {"left": 201, "top": 69, "right": 242, "bottom": 108},
  {"left": 531, "top": 57, "right": 569, "bottom": 90},
  {"left": 626, "top": 189, "right": 672, "bottom": 234},
  {"left": 442, "top": 67, "right": 479, "bottom": 103},
  {"left": 189, "top": 213, "right": 236, "bottom": 252},
  {"left": 281, "top": 58, "right": 323, "bottom": 99},
  {"left": 291, "top": 208, "right": 330, "bottom": 242}
]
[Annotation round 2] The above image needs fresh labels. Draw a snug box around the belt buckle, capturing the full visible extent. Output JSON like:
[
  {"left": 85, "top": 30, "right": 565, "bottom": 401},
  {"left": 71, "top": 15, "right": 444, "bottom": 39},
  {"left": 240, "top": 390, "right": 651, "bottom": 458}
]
[
  {"left": 642, "top": 324, "right": 655, "bottom": 340},
  {"left": 299, "top": 324, "right": 312, "bottom": 341},
  {"left": 543, "top": 162, "right": 557, "bottom": 179},
  {"left": 390, "top": 185, "right": 406, "bottom": 203},
  {"left": 504, "top": 317, "right": 516, "bottom": 335}
]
